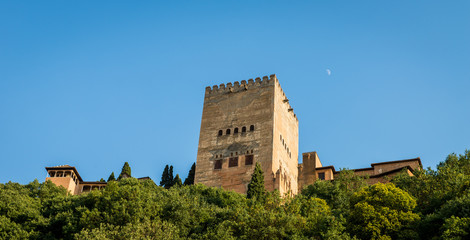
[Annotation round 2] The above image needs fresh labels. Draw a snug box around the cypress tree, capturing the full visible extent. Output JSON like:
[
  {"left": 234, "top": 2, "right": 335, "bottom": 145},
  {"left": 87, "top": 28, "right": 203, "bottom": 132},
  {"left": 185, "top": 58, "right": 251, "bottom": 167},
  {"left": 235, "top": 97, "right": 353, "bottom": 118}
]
[
  {"left": 118, "top": 162, "right": 132, "bottom": 180},
  {"left": 173, "top": 174, "right": 182, "bottom": 187},
  {"left": 184, "top": 163, "right": 196, "bottom": 185},
  {"left": 107, "top": 172, "right": 116, "bottom": 182},
  {"left": 160, "top": 165, "right": 169, "bottom": 187},
  {"left": 247, "top": 162, "right": 266, "bottom": 201},
  {"left": 168, "top": 165, "right": 174, "bottom": 188}
]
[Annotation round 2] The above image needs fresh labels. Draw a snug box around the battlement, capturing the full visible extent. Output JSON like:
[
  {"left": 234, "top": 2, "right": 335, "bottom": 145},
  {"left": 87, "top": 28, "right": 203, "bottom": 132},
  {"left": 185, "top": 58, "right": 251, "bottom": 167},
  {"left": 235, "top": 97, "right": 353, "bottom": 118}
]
[
  {"left": 275, "top": 79, "right": 298, "bottom": 121},
  {"left": 204, "top": 74, "right": 297, "bottom": 121},
  {"left": 205, "top": 74, "right": 278, "bottom": 95}
]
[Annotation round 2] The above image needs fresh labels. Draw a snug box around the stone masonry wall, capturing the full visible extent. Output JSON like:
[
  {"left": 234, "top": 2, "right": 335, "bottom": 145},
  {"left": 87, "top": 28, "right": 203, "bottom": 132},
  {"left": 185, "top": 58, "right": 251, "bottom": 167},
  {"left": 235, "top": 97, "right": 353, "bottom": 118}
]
[
  {"left": 194, "top": 76, "right": 277, "bottom": 194},
  {"left": 272, "top": 79, "right": 299, "bottom": 196}
]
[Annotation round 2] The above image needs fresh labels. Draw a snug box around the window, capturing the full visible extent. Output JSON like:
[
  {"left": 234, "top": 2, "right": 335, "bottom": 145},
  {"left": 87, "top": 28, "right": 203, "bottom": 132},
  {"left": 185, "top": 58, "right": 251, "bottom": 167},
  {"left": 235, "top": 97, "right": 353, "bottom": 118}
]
[
  {"left": 245, "top": 155, "right": 254, "bottom": 165},
  {"left": 226, "top": 129, "right": 231, "bottom": 135},
  {"left": 214, "top": 160, "right": 222, "bottom": 169},
  {"left": 250, "top": 125, "right": 255, "bottom": 131},
  {"left": 234, "top": 128, "right": 239, "bottom": 134},
  {"left": 318, "top": 172, "right": 325, "bottom": 180},
  {"left": 218, "top": 130, "right": 223, "bottom": 136},
  {"left": 242, "top": 126, "right": 246, "bottom": 132},
  {"left": 229, "top": 157, "right": 238, "bottom": 167}
]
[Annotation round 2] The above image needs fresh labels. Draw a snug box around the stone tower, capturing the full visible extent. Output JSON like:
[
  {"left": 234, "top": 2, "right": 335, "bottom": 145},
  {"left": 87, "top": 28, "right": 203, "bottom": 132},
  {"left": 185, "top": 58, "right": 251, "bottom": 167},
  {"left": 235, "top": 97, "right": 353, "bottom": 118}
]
[{"left": 194, "top": 74, "right": 299, "bottom": 196}]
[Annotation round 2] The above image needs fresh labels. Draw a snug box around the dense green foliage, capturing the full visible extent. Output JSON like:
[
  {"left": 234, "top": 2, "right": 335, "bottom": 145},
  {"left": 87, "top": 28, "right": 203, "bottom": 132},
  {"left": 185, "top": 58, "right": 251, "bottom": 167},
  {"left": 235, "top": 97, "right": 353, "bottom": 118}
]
[
  {"left": 1, "top": 150, "right": 469, "bottom": 239},
  {"left": 184, "top": 163, "right": 196, "bottom": 185}
]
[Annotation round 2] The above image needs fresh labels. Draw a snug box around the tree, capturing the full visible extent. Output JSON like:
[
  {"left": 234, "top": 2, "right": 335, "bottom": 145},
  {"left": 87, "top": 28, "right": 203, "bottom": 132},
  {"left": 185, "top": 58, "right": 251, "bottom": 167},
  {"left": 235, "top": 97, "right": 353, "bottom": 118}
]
[
  {"left": 107, "top": 172, "right": 116, "bottom": 182},
  {"left": 160, "top": 165, "right": 170, "bottom": 187},
  {"left": 184, "top": 163, "right": 196, "bottom": 185},
  {"left": 169, "top": 165, "right": 174, "bottom": 186},
  {"left": 99, "top": 178, "right": 105, "bottom": 183},
  {"left": 118, "top": 162, "right": 132, "bottom": 180},
  {"left": 348, "top": 183, "right": 420, "bottom": 240},
  {"left": 247, "top": 162, "right": 266, "bottom": 201},
  {"left": 160, "top": 165, "right": 176, "bottom": 189},
  {"left": 173, "top": 174, "right": 182, "bottom": 187}
]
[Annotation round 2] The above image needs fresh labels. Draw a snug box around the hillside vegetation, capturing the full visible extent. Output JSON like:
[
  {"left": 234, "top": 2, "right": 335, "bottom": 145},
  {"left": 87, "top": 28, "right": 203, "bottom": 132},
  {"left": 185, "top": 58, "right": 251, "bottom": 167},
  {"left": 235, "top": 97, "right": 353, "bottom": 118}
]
[{"left": 1, "top": 150, "right": 469, "bottom": 240}]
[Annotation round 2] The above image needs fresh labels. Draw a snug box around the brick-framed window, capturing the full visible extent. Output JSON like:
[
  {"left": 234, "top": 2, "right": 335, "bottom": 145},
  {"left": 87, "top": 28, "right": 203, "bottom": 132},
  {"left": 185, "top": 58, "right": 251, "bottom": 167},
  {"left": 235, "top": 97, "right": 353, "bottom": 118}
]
[
  {"left": 229, "top": 157, "right": 238, "bottom": 167},
  {"left": 245, "top": 155, "right": 254, "bottom": 165},
  {"left": 318, "top": 172, "right": 325, "bottom": 180},
  {"left": 214, "top": 160, "right": 222, "bottom": 170}
]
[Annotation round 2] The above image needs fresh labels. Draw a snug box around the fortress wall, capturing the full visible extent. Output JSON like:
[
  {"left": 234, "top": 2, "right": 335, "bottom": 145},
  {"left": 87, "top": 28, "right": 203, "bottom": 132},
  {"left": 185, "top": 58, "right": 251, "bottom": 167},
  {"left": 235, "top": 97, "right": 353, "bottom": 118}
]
[
  {"left": 272, "top": 77, "right": 299, "bottom": 196},
  {"left": 195, "top": 76, "right": 276, "bottom": 193},
  {"left": 298, "top": 152, "right": 320, "bottom": 191}
]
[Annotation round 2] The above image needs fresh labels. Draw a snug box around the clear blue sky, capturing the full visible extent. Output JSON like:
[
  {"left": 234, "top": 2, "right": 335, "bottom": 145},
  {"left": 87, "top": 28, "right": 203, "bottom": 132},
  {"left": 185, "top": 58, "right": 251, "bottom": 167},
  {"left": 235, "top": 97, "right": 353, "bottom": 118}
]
[{"left": 1, "top": 1, "right": 469, "bottom": 184}]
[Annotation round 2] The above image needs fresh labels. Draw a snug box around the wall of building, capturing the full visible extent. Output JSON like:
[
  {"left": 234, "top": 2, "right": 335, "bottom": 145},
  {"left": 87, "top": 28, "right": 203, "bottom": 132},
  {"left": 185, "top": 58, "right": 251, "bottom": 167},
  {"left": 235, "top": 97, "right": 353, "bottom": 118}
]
[
  {"left": 45, "top": 176, "right": 77, "bottom": 194},
  {"left": 272, "top": 78, "right": 299, "bottom": 195},
  {"left": 194, "top": 76, "right": 277, "bottom": 194},
  {"left": 298, "top": 152, "right": 320, "bottom": 192}
]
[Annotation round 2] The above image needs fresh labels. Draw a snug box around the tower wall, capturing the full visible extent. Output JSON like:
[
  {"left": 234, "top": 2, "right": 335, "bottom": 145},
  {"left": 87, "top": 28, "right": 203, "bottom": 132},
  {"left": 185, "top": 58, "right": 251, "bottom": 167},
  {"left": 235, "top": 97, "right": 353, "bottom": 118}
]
[
  {"left": 298, "top": 152, "right": 321, "bottom": 191},
  {"left": 195, "top": 74, "right": 299, "bottom": 195},
  {"left": 272, "top": 80, "right": 299, "bottom": 195},
  {"left": 195, "top": 76, "right": 277, "bottom": 193}
]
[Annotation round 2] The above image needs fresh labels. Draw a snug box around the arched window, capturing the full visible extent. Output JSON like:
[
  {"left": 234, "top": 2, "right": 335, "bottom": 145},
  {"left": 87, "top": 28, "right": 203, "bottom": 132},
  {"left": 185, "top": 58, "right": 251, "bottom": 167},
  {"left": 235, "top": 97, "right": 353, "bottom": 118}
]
[
  {"left": 242, "top": 126, "right": 246, "bottom": 132},
  {"left": 226, "top": 129, "right": 231, "bottom": 135},
  {"left": 218, "top": 130, "right": 223, "bottom": 136},
  {"left": 234, "top": 128, "right": 239, "bottom": 134},
  {"left": 250, "top": 125, "right": 255, "bottom": 131}
]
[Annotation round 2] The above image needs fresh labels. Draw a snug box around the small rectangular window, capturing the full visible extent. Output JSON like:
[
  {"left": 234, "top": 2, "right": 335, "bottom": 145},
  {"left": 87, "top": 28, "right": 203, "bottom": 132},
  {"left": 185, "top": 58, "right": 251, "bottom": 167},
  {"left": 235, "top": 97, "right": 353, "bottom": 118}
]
[
  {"left": 229, "top": 157, "right": 238, "bottom": 167},
  {"left": 214, "top": 160, "right": 222, "bottom": 169},
  {"left": 245, "top": 155, "right": 253, "bottom": 165},
  {"left": 318, "top": 172, "right": 325, "bottom": 180}
]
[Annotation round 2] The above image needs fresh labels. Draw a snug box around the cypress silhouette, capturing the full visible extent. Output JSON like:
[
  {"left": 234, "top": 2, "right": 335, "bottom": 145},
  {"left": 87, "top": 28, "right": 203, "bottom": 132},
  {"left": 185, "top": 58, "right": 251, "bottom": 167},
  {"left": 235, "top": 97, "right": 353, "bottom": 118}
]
[
  {"left": 160, "top": 165, "right": 176, "bottom": 189},
  {"left": 168, "top": 165, "right": 174, "bottom": 187},
  {"left": 173, "top": 174, "right": 182, "bottom": 187},
  {"left": 247, "top": 162, "right": 266, "bottom": 200},
  {"left": 107, "top": 172, "right": 115, "bottom": 182},
  {"left": 184, "top": 163, "right": 196, "bottom": 185},
  {"left": 118, "top": 162, "right": 132, "bottom": 180},
  {"left": 160, "top": 165, "right": 170, "bottom": 187}
]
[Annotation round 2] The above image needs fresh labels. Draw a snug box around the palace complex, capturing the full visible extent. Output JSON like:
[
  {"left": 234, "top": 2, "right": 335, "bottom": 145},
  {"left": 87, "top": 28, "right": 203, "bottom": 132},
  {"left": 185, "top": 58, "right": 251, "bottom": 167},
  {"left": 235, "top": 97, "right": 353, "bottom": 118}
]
[{"left": 45, "top": 74, "right": 422, "bottom": 195}]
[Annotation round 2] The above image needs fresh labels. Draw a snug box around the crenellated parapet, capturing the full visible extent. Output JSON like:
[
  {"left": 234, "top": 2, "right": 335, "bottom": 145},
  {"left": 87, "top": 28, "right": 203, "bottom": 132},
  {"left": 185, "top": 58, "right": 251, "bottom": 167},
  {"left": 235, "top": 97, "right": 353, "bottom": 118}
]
[
  {"left": 205, "top": 74, "right": 278, "bottom": 95},
  {"left": 275, "top": 77, "right": 298, "bottom": 122}
]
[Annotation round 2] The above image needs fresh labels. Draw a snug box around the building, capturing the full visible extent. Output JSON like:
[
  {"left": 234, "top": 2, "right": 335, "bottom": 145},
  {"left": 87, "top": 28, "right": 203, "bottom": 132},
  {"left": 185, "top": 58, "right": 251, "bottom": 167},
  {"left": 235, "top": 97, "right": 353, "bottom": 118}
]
[
  {"left": 45, "top": 165, "right": 150, "bottom": 195},
  {"left": 45, "top": 165, "right": 107, "bottom": 195},
  {"left": 195, "top": 74, "right": 422, "bottom": 195},
  {"left": 45, "top": 74, "right": 422, "bottom": 196},
  {"left": 194, "top": 74, "right": 299, "bottom": 196},
  {"left": 298, "top": 152, "right": 422, "bottom": 189}
]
